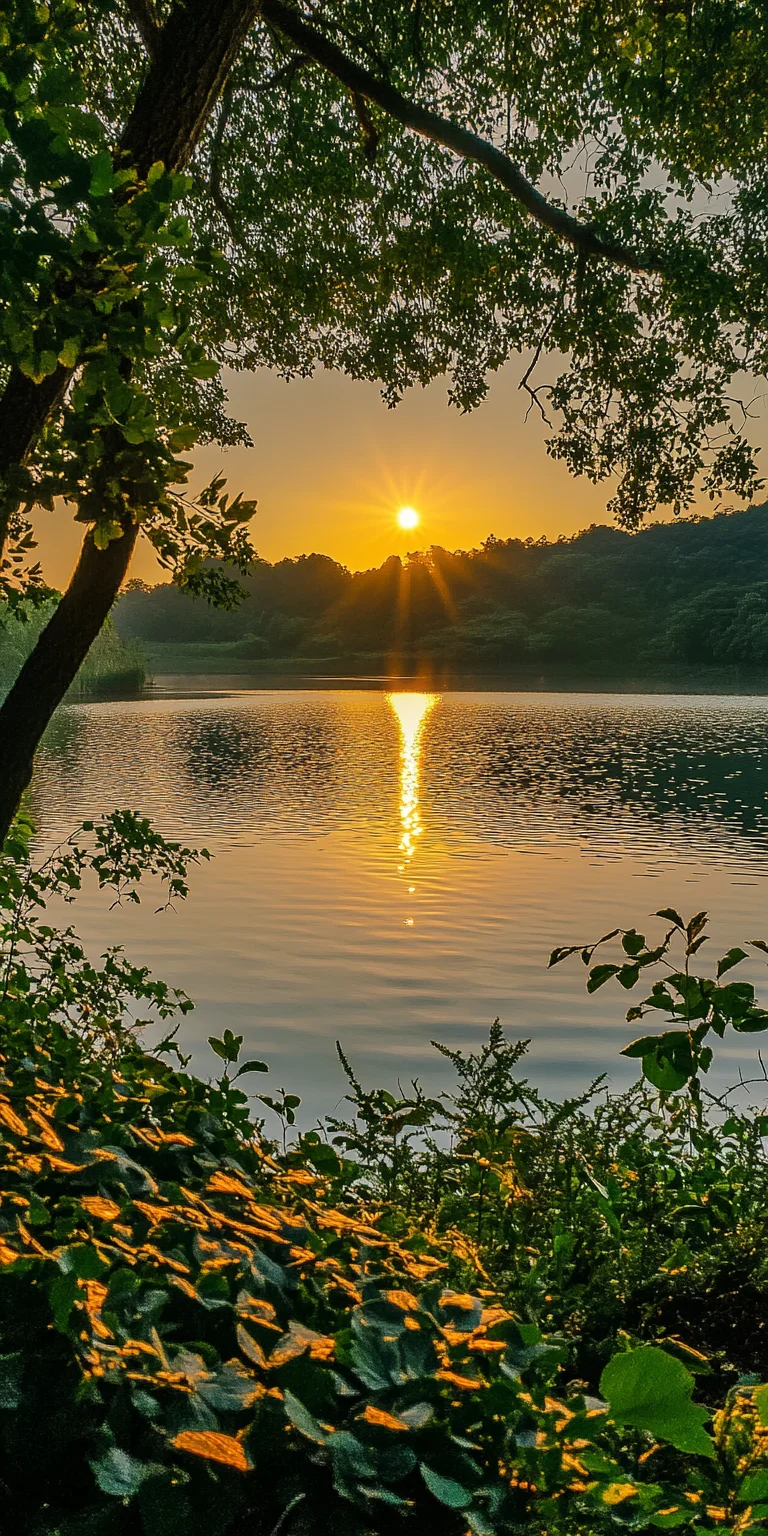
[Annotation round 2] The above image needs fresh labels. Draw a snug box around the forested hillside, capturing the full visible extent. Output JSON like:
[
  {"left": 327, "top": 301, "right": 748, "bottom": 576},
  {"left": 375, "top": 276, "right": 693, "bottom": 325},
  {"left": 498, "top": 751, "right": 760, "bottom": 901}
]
[{"left": 114, "top": 505, "right": 768, "bottom": 671}]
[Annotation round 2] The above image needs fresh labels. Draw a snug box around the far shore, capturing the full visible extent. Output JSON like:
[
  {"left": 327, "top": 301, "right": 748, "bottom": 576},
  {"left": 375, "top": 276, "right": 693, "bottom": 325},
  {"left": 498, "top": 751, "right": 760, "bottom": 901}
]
[{"left": 76, "top": 637, "right": 768, "bottom": 699}]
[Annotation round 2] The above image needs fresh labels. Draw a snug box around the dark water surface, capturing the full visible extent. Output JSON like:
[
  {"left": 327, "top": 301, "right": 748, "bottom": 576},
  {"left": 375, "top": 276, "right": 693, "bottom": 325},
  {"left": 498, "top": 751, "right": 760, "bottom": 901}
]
[{"left": 32, "top": 687, "right": 768, "bottom": 1122}]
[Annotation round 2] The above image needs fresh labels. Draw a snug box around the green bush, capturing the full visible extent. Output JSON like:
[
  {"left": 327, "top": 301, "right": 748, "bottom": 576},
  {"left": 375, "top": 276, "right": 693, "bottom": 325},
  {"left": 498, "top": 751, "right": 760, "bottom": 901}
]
[
  {"left": 233, "top": 630, "right": 272, "bottom": 660},
  {"left": 3, "top": 816, "right": 768, "bottom": 1533}
]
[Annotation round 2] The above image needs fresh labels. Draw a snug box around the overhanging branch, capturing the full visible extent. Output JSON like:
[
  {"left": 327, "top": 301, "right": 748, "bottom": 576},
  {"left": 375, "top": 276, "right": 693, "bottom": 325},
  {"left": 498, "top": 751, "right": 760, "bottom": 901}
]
[{"left": 258, "top": 0, "right": 656, "bottom": 276}]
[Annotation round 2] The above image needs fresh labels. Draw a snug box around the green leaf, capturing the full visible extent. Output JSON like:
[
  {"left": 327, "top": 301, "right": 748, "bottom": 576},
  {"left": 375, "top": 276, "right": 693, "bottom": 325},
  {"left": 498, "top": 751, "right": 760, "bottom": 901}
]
[
  {"left": 122, "top": 422, "right": 153, "bottom": 445},
  {"left": 467, "top": 1512, "right": 497, "bottom": 1536},
  {"left": 39, "top": 64, "right": 85, "bottom": 107},
  {"left": 650, "top": 1507, "right": 693, "bottom": 1528},
  {"left": 302, "top": 1138, "right": 342, "bottom": 1176},
  {"left": 350, "top": 1324, "right": 396, "bottom": 1391},
  {"left": 89, "top": 149, "right": 114, "bottom": 198},
  {"left": 587, "top": 964, "right": 620, "bottom": 993},
  {"left": 617, "top": 962, "right": 640, "bottom": 988},
  {"left": 168, "top": 424, "right": 198, "bottom": 451},
  {"left": 637, "top": 1033, "right": 695, "bottom": 1092},
  {"left": 643, "top": 1052, "right": 692, "bottom": 1093},
  {"left": 234, "top": 1059, "right": 269, "bottom": 1078},
  {"left": 754, "top": 1385, "right": 768, "bottom": 1427},
  {"left": 656, "top": 909, "right": 685, "bottom": 929},
  {"left": 600, "top": 1346, "right": 714, "bottom": 1457},
  {"left": 741, "top": 1470, "right": 768, "bottom": 1504},
  {"left": 547, "top": 944, "right": 581, "bottom": 967},
  {"left": 732, "top": 1009, "right": 768, "bottom": 1034},
  {"left": 57, "top": 336, "right": 81, "bottom": 368},
  {"left": 49, "top": 1272, "right": 78, "bottom": 1332},
  {"left": 198, "top": 1360, "right": 261, "bottom": 1412},
  {"left": 0, "top": 1353, "right": 22, "bottom": 1411},
  {"left": 208, "top": 1030, "right": 242, "bottom": 1064},
  {"left": 92, "top": 521, "right": 123, "bottom": 550},
  {"left": 284, "top": 1389, "right": 328, "bottom": 1444},
  {"left": 658, "top": 1339, "right": 712, "bottom": 1375},
  {"left": 622, "top": 929, "right": 646, "bottom": 956},
  {"left": 189, "top": 359, "right": 219, "bottom": 379},
  {"left": 20, "top": 350, "right": 59, "bottom": 382},
  {"left": 717, "top": 947, "right": 748, "bottom": 978},
  {"left": 59, "top": 1242, "right": 109, "bottom": 1280},
  {"left": 330, "top": 1431, "right": 378, "bottom": 1482},
  {"left": 622, "top": 1033, "right": 663, "bottom": 1059},
  {"left": 91, "top": 1446, "right": 149, "bottom": 1498},
  {"left": 421, "top": 1465, "right": 473, "bottom": 1509}
]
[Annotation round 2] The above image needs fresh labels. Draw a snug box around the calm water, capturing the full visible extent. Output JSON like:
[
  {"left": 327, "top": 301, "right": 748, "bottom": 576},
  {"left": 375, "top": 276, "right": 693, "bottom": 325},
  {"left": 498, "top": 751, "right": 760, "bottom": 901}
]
[{"left": 32, "top": 687, "right": 768, "bottom": 1122}]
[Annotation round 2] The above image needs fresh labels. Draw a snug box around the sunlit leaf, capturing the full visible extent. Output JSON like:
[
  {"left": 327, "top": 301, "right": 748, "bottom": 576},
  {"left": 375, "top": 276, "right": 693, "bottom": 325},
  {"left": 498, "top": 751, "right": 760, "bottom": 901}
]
[
  {"left": 600, "top": 1347, "right": 714, "bottom": 1456},
  {"left": 172, "top": 1431, "right": 251, "bottom": 1471},
  {"left": 360, "top": 1405, "right": 410, "bottom": 1432}
]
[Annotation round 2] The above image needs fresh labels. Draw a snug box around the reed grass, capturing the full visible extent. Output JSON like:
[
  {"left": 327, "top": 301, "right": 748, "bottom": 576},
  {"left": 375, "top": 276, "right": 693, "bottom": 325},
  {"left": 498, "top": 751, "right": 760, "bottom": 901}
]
[{"left": 0, "top": 601, "right": 147, "bottom": 699}]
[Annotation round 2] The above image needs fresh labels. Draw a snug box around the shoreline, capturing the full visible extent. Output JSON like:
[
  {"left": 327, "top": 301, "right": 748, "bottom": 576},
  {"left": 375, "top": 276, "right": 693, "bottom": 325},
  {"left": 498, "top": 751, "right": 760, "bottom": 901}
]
[{"left": 74, "top": 665, "right": 768, "bottom": 701}]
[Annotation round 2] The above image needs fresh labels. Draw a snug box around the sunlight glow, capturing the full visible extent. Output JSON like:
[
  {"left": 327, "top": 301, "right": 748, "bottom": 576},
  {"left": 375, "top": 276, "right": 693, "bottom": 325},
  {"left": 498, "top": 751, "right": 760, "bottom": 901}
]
[
  {"left": 387, "top": 694, "right": 437, "bottom": 888},
  {"left": 396, "top": 505, "right": 420, "bottom": 531}
]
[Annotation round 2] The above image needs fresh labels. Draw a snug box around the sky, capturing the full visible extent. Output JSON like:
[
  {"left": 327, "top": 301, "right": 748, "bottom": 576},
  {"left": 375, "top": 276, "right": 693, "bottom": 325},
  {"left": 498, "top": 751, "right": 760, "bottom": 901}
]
[{"left": 35, "top": 360, "right": 766, "bottom": 589}]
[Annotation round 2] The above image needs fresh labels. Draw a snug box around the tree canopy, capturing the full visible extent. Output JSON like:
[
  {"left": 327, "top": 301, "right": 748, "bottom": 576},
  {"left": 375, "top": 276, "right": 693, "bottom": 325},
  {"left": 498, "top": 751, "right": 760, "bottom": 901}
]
[
  {"left": 2, "top": 0, "right": 768, "bottom": 829},
  {"left": 114, "top": 505, "right": 768, "bottom": 672}
]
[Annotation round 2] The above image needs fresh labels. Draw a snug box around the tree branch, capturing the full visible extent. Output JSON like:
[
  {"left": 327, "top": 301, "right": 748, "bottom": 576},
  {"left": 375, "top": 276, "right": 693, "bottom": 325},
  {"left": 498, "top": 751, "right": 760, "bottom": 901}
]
[
  {"left": 350, "top": 90, "right": 379, "bottom": 164},
  {"left": 123, "top": 0, "right": 162, "bottom": 60},
  {"left": 258, "top": 0, "right": 655, "bottom": 275}
]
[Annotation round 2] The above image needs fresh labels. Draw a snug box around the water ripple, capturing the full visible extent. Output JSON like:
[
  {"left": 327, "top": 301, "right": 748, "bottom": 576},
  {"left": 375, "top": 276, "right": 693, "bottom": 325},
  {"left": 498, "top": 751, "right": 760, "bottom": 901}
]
[{"left": 30, "top": 689, "right": 768, "bottom": 1121}]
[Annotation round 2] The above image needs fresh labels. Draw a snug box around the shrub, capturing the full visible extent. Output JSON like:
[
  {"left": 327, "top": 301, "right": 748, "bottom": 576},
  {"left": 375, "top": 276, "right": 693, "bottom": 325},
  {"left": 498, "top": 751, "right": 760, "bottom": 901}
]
[{"left": 233, "top": 631, "right": 272, "bottom": 660}]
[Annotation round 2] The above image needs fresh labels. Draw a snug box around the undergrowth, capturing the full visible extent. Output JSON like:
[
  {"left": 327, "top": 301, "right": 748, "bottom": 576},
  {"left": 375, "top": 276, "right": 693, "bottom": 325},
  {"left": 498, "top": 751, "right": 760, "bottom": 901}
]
[{"left": 3, "top": 814, "right": 768, "bottom": 1535}]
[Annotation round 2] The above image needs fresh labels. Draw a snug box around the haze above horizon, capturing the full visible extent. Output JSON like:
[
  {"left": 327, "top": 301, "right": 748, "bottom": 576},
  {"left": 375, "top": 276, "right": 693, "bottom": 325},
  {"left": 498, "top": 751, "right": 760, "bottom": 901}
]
[{"left": 34, "top": 362, "right": 767, "bottom": 589}]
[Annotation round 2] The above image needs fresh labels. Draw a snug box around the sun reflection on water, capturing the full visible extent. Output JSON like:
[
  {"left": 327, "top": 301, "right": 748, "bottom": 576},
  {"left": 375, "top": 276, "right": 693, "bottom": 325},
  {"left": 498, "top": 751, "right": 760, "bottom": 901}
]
[{"left": 387, "top": 693, "right": 437, "bottom": 921}]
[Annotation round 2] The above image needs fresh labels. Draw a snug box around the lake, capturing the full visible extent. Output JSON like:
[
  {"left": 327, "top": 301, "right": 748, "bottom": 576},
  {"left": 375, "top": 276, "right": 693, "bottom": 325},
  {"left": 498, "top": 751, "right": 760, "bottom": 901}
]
[{"left": 32, "top": 686, "right": 768, "bottom": 1124}]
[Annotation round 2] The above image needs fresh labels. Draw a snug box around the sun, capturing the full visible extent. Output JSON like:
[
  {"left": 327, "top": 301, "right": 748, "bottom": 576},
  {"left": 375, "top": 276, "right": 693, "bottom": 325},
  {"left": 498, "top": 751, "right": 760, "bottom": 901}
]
[{"left": 396, "top": 506, "right": 420, "bottom": 531}]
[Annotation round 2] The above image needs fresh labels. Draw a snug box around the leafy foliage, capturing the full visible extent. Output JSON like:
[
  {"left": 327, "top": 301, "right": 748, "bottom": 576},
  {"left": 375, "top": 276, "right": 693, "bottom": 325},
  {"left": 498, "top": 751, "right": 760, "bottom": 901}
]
[
  {"left": 550, "top": 908, "right": 768, "bottom": 1108},
  {"left": 5, "top": 0, "right": 768, "bottom": 606},
  {"left": 0, "top": 2, "right": 256, "bottom": 602},
  {"left": 114, "top": 505, "right": 768, "bottom": 674},
  {"left": 4, "top": 818, "right": 768, "bottom": 1531}
]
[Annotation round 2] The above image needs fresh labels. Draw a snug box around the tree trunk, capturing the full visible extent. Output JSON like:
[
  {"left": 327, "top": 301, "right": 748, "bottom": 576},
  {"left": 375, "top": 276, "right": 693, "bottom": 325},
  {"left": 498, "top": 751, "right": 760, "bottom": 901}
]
[
  {"left": 0, "top": 523, "right": 139, "bottom": 839},
  {"left": 0, "top": 0, "right": 259, "bottom": 838}
]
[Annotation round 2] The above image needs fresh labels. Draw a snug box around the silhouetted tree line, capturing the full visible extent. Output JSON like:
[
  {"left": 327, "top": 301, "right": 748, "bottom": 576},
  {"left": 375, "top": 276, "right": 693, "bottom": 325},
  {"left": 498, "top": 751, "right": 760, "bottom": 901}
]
[{"left": 114, "top": 506, "right": 768, "bottom": 671}]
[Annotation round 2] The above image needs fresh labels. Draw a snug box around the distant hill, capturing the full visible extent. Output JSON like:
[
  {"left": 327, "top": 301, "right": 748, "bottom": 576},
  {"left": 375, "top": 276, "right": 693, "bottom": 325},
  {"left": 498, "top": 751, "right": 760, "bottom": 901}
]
[{"left": 114, "top": 505, "right": 768, "bottom": 673}]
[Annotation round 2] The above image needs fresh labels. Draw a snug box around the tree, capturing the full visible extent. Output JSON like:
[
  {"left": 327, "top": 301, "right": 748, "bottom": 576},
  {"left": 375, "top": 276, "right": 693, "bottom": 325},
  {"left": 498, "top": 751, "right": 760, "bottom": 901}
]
[{"left": 2, "top": 0, "right": 768, "bottom": 834}]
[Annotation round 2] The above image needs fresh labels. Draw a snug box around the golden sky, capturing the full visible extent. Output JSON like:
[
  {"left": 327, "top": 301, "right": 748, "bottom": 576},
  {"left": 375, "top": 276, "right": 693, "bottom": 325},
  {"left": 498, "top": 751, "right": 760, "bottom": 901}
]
[{"left": 35, "top": 361, "right": 764, "bottom": 588}]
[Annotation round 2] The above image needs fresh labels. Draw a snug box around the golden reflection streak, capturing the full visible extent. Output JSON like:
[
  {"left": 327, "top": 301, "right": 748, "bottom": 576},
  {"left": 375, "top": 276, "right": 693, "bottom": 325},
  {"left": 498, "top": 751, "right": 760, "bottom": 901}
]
[{"left": 387, "top": 694, "right": 437, "bottom": 898}]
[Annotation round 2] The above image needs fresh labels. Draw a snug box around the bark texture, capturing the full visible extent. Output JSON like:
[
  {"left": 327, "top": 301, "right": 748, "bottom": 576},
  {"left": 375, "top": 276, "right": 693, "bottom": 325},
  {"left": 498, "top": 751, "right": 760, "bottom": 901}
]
[{"left": 0, "top": 0, "right": 259, "bottom": 840}]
